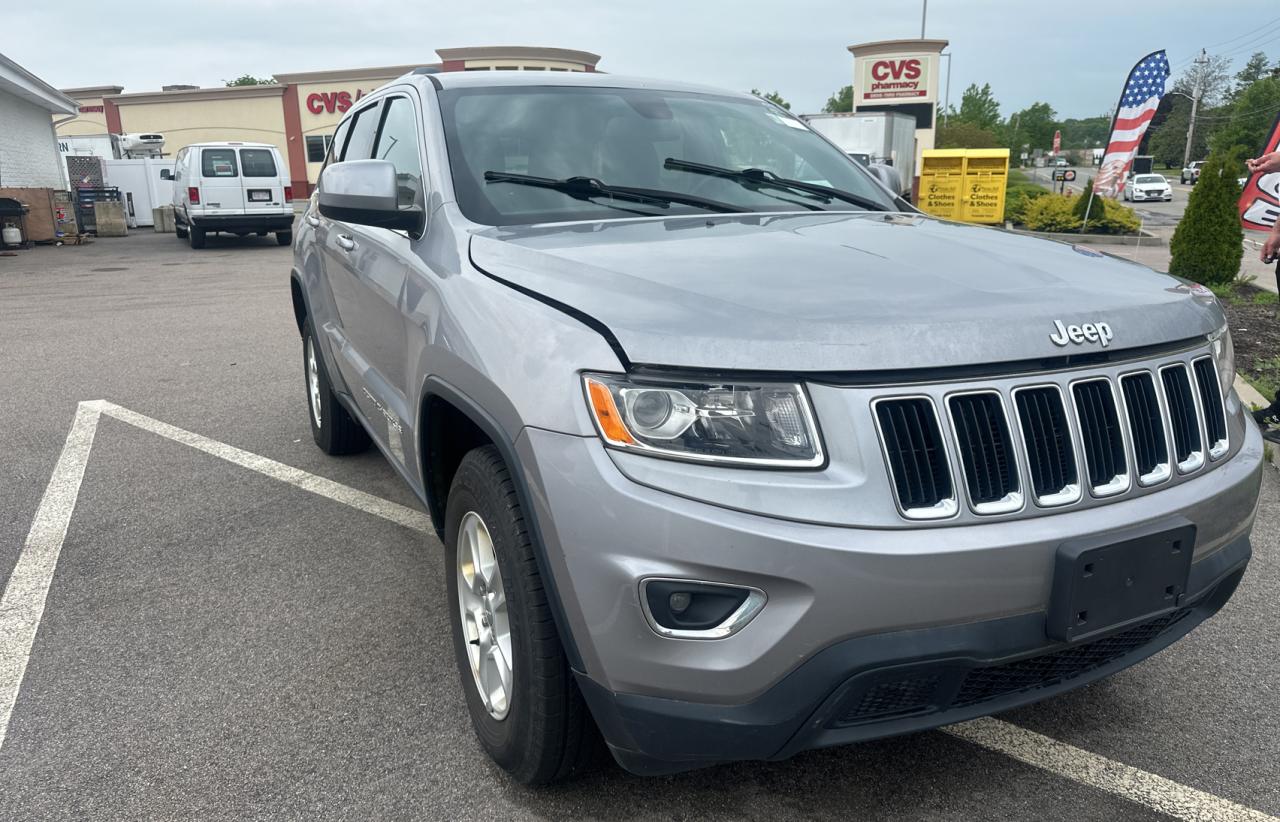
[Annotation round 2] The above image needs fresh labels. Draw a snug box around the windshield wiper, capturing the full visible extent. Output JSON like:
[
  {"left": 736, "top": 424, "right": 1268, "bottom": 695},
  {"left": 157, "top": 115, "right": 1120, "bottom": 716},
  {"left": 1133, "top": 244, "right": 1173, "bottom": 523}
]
[
  {"left": 663, "top": 158, "right": 888, "bottom": 212},
  {"left": 483, "top": 171, "right": 747, "bottom": 214}
]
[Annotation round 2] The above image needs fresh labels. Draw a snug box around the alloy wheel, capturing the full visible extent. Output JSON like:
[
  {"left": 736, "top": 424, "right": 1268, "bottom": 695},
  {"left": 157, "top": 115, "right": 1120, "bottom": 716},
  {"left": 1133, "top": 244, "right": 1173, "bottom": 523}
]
[{"left": 456, "top": 511, "right": 513, "bottom": 720}]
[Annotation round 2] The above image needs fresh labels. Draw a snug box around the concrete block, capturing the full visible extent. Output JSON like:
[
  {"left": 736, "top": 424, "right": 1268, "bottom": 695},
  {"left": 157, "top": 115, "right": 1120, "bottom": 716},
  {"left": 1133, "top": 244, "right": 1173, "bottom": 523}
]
[{"left": 94, "top": 201, "right": 128, "bottom": 237}]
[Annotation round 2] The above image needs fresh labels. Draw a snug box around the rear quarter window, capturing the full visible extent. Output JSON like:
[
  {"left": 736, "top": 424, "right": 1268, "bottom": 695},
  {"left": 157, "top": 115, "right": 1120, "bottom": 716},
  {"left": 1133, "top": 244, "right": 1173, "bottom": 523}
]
[
  {"left": 201, "top": 149, "right": 238, "bottom": 177},
  {"left": 240, "top": 149, "right": 278, "bottom": 177}
]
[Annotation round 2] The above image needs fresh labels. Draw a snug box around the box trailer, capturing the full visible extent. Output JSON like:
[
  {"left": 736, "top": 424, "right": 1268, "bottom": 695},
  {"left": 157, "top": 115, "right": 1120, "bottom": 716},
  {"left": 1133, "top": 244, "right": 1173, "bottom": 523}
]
[{"left": 802, "top": 112, "right": 916, "bottom": 196}]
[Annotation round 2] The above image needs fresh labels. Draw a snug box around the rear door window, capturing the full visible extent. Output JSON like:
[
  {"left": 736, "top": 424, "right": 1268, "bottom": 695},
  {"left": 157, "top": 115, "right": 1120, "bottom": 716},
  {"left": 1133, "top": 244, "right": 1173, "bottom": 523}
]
[
  {"left": 240, "top": 149, "right": 277, "bottom": 177},
  {"left": 201, "top": 148, "right": 238, "bottom": 177}
]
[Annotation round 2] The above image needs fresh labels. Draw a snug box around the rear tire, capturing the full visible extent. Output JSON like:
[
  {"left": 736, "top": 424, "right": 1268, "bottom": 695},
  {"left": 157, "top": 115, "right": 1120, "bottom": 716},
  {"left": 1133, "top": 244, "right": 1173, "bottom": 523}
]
[
  {"left": 175, "top": 223, "right": 188, "bottom": 239},
  {"left": 277, "top": 230, "right": 293, "bottom": 246},
  {"left": 302, "top": 317, "right": 370, "bottom": 455},
  {"left": 445, "top": 445, "right": 600, "bottom": 785},
  {"left": 189, "top": 227, "right": 206, "bottom": 249}
]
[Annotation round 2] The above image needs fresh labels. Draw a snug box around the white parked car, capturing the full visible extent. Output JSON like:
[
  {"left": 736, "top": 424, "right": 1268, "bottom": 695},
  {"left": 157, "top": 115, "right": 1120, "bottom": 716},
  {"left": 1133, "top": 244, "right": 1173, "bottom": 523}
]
[
  {"left": 1123, "top": 174, "right": 1172, "bottom": 202},
  {"left": 165, "top": 141, "right": 293, "bottom": 249}
]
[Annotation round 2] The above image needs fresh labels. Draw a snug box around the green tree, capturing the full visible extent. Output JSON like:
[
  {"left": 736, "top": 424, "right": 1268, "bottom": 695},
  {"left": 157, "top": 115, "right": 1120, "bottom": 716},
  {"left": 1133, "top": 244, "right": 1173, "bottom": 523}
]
[
  {"left": 953, "top": 83, "right": 1001, "bottom": 131},
  {"left": 225, "top": 74, "right": 276, "bottom": 87},
  {"left": 1003, "top": 102, "right": 1057, "bottom": 152},
  {"left": 1172, "top": 54, "right": 1233, "bottom": 108},
  {"left": 1169, "top": 149, "right": 1245, "bottom": 285},
  {"left": 1073, "top": 177, "right": 1098, "bottom": 223},
  {"left": 1231, "top": 52, "right": 1271, "bottom": 100},
  {"left": 1147, "top": 98, "right": 1219, "bottom": 167},
  {"left": 751, "top": 89, "right": 791, "bottom": 110},
  {"left": 935, "top": 122, "right": 1000, "bottom": 148},
  {"left": 1210, "top": 77, "right": 1280, "bottom": 156},
  {"left": 1057, "top": 115, "right": 1111, "bottom": 149},
  {"left": 823, "top": 85, "right": 853, "bottom": 113}
]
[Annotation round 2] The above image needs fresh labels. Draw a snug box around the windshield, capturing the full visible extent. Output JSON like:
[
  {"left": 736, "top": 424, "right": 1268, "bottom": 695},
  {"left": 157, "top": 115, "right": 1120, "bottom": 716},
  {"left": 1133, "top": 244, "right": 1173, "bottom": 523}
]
[
  {"left": 438, "top": 86, "right": 898, "bottom": 226},
  {"left": 1135, "top": 175, "right": 1164, "bottom": 184}
]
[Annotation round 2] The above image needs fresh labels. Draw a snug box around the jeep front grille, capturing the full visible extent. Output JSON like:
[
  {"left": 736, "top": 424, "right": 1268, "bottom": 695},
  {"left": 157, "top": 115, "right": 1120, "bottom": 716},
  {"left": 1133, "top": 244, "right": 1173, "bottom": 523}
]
[
  {"left": 1071, "top": 378, "right": 1129, "bottom": 496},
  {"left": 873, "top": 350, "right": 1230, "bottom": 520},
  {"left": 1193, "top": 357, "right": 1228, "bottom": 459},
  {"left": 1119, "top": 372, "right": 1170, "bottom": 486},
  {"left": 1161, "top": 364, "right": 1204, "bottom": 473},
  {"left": 1013, "top": 386, "right": 1079, "bottom": 507},
  {"left": 948, "top": 392, "right": 1020, "bottom": 513},
  {"left": 873, "top": 397, "right": 957, "bottom": 518}
]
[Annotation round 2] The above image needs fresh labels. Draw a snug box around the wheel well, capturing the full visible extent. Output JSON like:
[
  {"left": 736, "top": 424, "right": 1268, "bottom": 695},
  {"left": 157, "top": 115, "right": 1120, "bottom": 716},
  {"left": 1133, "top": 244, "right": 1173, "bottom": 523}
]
[
  {"left": 421, "top": 395, "right": 493, "bottom": 535},
  {"left": 289, "top": 276, "right": 307, "bottom": 336}
]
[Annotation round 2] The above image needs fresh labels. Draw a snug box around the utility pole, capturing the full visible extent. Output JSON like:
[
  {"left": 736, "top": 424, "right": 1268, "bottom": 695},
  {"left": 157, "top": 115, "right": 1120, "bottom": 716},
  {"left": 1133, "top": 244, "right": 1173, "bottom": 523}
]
[
  {"left": 1183, "top": 49, "right": 1209, "bottom": 169},
  {"left": 921, "top": 0, "right": 927, "bottom": 38}
]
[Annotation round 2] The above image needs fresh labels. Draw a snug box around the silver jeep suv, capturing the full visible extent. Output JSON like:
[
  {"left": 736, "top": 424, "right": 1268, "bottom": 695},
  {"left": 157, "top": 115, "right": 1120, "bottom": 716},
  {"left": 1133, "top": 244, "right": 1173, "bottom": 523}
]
[{"left": 289, "top": 70, "right": 1262, "bottom": 783}]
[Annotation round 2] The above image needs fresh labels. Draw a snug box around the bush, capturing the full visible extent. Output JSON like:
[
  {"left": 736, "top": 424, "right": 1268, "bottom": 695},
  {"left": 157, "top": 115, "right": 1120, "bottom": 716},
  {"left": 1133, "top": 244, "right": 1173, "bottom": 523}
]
[
  {"left": 1073, "top": 178, "right": 1097, "bottom": 222},
  {"left": 1086, "top": 197, "right": 1142, "bottom": 235},
  {"left": 1004, "top": 183, "right": 1047, "bottom": 223},
  {"left": 1169, "top": 149, "right": 1245, "bottom": 285},
  {"left": 1022, "top": 194, "right": 1082, "bottom": 232}
]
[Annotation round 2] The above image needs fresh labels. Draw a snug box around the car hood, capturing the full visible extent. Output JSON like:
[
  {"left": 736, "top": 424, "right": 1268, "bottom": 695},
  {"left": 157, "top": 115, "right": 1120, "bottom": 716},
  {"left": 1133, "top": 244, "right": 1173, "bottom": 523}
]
[{"left": 469, "top": 212, "right": 1222, "bottom": 373}]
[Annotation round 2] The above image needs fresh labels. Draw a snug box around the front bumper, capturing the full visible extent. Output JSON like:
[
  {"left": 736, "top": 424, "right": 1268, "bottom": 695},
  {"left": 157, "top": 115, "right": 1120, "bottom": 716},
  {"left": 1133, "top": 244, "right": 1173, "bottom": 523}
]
[{"left": 516, "top": 418, "right": 1262, "bottom": 773}]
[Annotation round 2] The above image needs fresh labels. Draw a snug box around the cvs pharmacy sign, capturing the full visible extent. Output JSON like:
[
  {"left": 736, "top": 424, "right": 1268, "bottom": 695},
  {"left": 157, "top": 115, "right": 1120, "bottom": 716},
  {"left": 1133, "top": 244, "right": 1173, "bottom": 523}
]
[
  {"left": 305, "top": 88, "right": 374, "bottom": 116},
  {"left": 871, "top": 59, "right": 921, "bottom": 81},
  {"left": 856, "top": 51, "right": 936, "bottom": 102}
]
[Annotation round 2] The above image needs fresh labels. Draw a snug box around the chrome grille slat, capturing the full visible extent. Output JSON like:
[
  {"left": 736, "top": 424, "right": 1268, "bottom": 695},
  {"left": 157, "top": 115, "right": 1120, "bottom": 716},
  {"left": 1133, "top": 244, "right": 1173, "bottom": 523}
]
[
  {"left": 1072, "top": 379, "right": 1129, "bottom": 496},
  {"left": 948, "top": 392, "right": 1021, "bottom": 514},
  {"left": 871, "top": 352, "right": 1228, "bottom": 521},
  {"left": 1013, "top": 386, "right": 1079, "bottom": 506}
]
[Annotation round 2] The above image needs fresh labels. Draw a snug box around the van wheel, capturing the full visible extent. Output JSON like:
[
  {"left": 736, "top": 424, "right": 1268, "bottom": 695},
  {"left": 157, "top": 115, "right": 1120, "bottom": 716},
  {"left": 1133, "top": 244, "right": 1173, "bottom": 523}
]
[
  {"left": 175, "top": 223, "right": 188, "bottom": 239},
  {"left": 302, "top": 317, "right": 369, "bottom": 455},
  {"left": 277, "top": 230, "right": 293, "bottom": 246},
  {"left": 189, "top": 227, "right": 206, "bottom": 249},
  {"left": 445, "top": 446, "right": 600, "bottom": 785}
]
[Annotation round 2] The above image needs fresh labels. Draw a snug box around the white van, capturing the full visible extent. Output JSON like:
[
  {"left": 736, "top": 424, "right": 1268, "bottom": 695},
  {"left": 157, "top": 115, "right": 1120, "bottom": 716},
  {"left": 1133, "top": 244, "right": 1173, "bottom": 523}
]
[{"left": 165, "top": 142, "right": 293, "bottom": 248}]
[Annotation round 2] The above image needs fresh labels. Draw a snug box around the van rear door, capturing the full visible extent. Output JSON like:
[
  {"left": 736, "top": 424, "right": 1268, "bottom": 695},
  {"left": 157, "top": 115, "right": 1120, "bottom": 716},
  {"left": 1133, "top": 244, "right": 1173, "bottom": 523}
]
[
  {"left": 239, "top": 147, "right": 288, "bottom": 214},
  {"left": 196, "top": 147, "right": 244, "bottom": 214}
]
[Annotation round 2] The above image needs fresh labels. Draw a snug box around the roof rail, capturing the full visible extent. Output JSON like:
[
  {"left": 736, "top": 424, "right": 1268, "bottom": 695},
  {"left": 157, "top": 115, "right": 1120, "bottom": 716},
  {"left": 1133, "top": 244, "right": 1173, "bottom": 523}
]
[{"left": 412, "top": 66, "right": 441, "bottom": 75}]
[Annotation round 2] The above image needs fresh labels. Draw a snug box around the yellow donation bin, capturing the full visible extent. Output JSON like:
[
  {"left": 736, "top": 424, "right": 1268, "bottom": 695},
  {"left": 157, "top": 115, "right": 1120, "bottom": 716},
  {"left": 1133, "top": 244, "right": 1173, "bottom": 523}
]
[
  {"left": 961, "top": 148, "right": 1010, "bottom": 224},
  {"left": 918, "top": 150, "right": 966, "bottom": 220}
]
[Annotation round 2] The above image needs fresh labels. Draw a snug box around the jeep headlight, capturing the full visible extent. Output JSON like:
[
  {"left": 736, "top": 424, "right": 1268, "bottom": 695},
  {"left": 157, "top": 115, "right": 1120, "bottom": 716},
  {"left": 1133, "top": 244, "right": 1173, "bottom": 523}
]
[
  {"left": 1209, "top": 323, "right": 1234, "bottom": 397},
  {"left": 583, "top": 374, "right": 824, "bottom": 467}
]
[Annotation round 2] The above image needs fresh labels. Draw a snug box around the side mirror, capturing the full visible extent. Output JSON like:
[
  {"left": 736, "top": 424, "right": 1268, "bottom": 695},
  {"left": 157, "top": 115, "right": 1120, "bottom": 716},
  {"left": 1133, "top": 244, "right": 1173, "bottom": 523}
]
[
  {"left": 159, "top": 169, "right": 173, "bottom": 180},
  {"left": 318, "top": 160, "right": 423, "bottom": 233}
]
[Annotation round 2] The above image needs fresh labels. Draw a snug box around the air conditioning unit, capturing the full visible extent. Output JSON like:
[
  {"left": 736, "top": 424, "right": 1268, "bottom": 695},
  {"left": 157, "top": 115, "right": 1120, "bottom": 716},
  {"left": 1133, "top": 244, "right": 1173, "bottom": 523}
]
[{"left": 118, "top": 133, "right": 165, "bottom": 153}]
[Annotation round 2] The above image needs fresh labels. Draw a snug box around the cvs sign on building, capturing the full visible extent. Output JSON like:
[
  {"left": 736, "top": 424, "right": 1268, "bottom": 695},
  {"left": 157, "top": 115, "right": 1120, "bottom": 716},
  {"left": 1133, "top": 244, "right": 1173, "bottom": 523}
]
[{"left": 849, "top": 39, "right": 946, "bottom": 105}]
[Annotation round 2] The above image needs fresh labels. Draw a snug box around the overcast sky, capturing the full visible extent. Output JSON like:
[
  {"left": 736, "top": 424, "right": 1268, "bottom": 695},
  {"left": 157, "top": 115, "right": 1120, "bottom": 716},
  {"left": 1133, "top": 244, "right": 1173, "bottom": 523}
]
[{"left": 7, "top": 0, "right": 1278, "bottom": 119}]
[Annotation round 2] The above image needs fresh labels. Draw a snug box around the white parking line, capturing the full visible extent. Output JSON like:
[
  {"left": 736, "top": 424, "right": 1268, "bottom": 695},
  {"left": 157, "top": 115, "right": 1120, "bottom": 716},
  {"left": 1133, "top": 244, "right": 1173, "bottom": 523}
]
[
  {"left": 946, "top": 718, "right": 1278, "bottom": 821},
  {"left": 0, "top": 401, "right": 101, "bottom": 750},
  {"left": 1, "top": 402, "right": 1277, "bottom": 822},
  {"left": 0, "top": 399, "right": 430, "bottom": 752},
  {"left": 97, "top": 401, "right": 431, "bottom": 533}
]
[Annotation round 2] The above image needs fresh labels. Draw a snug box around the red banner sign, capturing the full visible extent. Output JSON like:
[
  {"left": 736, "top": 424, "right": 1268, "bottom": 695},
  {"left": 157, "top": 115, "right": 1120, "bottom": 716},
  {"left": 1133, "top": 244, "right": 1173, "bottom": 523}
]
[{"left": 1239, "top": 110, "right": 1280, "bottom": 232}]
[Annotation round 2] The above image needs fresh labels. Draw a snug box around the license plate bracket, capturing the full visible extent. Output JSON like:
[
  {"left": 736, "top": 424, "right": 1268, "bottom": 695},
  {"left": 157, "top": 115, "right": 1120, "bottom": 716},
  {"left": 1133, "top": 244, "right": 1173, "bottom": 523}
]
[
  {"left": 1047, "top": 517, "right": 1195, "bottom": 643},
  {"left": 248, "top": 189, "right": 271, "bottom": 202}
]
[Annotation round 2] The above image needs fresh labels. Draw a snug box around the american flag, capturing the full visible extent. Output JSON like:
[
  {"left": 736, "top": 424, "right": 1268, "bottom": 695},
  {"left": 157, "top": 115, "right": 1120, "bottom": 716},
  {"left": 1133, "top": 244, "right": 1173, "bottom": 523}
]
[{"left": 1094, "top": 51, "right": 1170, "bottom": 198}]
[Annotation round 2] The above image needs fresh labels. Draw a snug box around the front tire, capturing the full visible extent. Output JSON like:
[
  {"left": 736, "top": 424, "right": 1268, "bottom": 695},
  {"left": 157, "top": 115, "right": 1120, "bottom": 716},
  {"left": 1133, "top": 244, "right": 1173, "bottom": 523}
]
[
  {"left": 301, "top": 317, "right": 369, "bottom": 455},
  {"left": 445, "top": 446, "right": 598, "bottom": 785}
]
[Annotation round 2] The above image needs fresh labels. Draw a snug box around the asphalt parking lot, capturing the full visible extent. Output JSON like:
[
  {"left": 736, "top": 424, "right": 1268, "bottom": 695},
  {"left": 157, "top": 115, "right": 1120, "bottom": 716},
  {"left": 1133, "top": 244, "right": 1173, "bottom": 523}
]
[{"left": 1, "top": 229, "right": 1279, "bottom": 821}]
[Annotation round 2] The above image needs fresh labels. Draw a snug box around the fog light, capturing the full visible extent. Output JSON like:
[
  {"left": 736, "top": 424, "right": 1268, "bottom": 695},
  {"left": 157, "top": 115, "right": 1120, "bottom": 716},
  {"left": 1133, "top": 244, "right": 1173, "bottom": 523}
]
[{"left": 640, "top": 578, "right": 766, "bottom": 639}]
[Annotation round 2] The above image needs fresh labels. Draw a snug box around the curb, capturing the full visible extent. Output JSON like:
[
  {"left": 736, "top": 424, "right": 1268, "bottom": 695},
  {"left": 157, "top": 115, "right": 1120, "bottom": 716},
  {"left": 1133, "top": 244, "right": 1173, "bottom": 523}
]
[{"left": 1234, "top": 375, "right": 1278, "bottom": 469}]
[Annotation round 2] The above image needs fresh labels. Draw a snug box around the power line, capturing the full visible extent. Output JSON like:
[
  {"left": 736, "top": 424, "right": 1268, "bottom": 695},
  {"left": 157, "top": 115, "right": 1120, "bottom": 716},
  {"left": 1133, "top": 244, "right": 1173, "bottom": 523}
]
[{"left": 1200, "top": 15, "right": 1280, "bottom": 51}]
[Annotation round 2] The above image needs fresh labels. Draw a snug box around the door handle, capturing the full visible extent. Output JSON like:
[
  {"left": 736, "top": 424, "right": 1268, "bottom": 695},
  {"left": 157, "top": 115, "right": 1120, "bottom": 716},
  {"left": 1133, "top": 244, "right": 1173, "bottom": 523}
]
[
  {"left": 336, "top": 234, "right": 357, "bottom": 251},
  {"left": 306, "top": 214, "right": 320, "bottom": 227}
]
